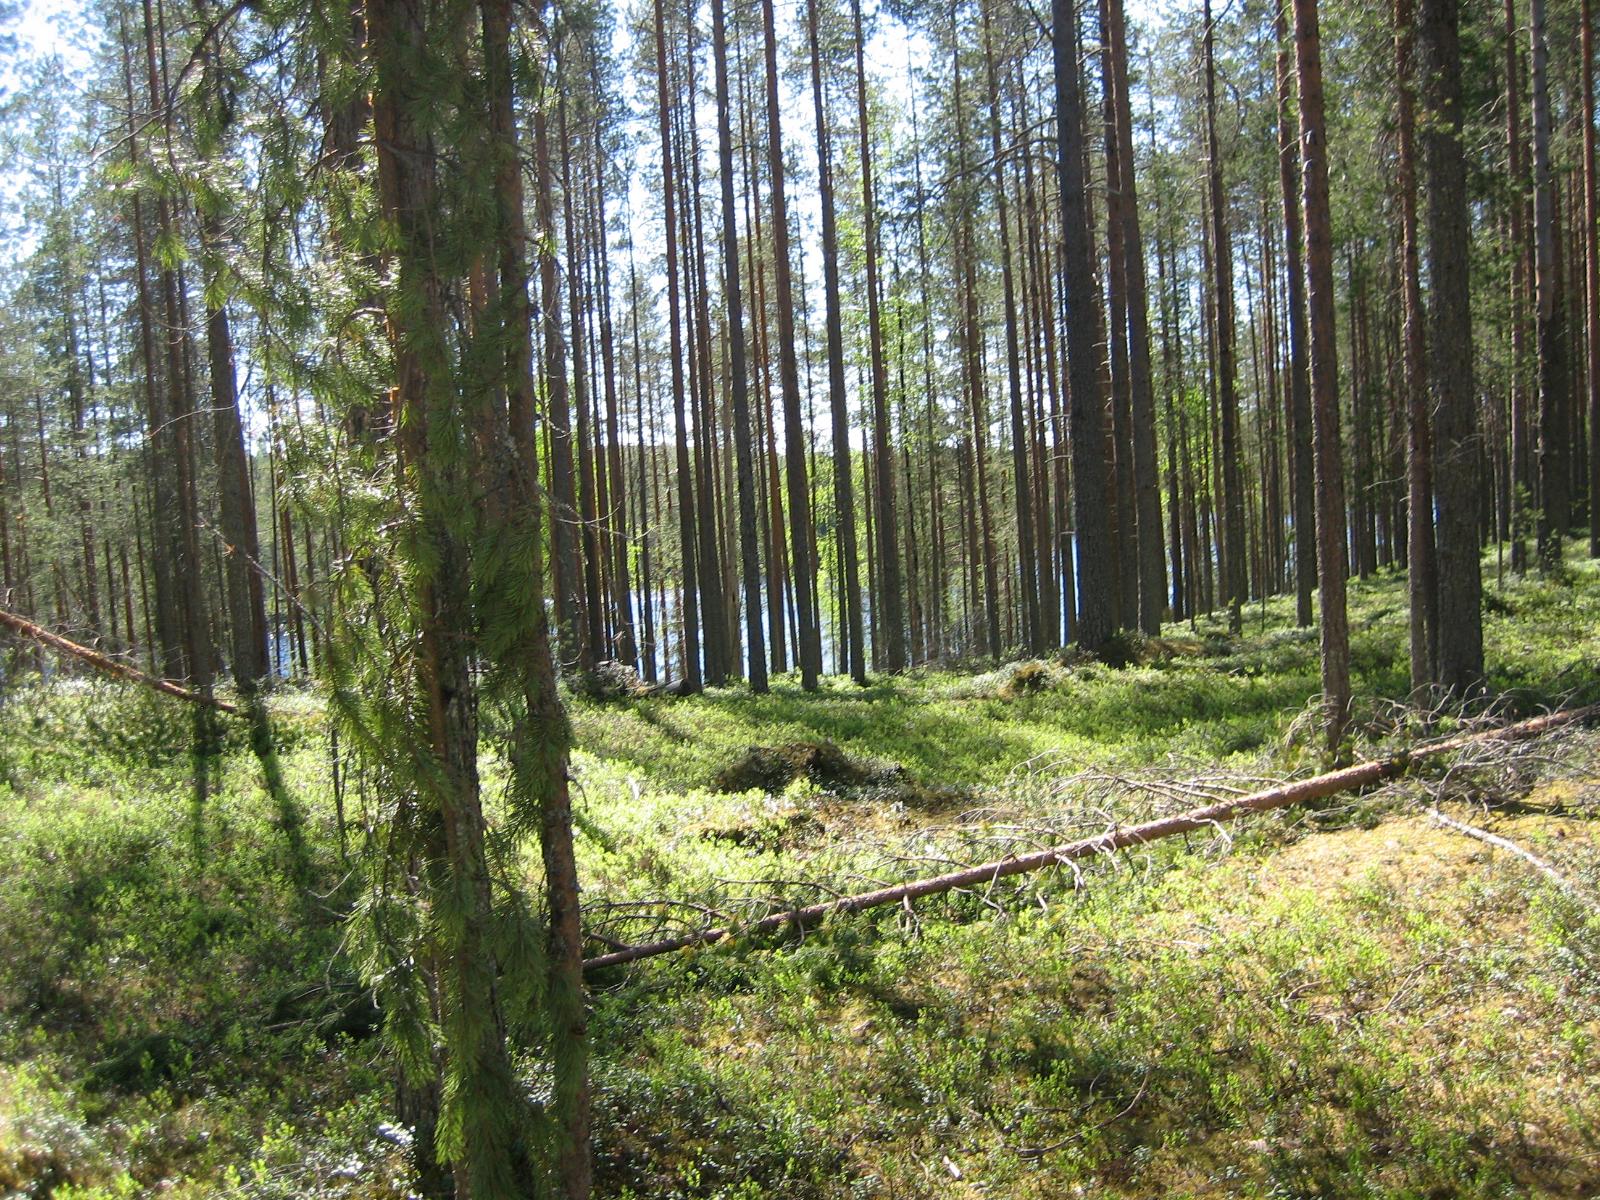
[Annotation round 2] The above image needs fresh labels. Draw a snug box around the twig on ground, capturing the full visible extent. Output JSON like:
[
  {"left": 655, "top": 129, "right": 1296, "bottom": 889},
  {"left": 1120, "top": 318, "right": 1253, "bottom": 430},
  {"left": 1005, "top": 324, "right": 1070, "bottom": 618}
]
[{"left": 1425, "top": 806, "right": 1593, "bottom": 906}]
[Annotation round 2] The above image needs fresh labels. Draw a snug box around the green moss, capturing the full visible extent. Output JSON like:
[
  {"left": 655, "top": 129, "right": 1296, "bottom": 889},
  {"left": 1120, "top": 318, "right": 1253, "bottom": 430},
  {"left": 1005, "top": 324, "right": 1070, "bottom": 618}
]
[{"left": 2, "top": 552, "right": 1599, "bottom": 1196}]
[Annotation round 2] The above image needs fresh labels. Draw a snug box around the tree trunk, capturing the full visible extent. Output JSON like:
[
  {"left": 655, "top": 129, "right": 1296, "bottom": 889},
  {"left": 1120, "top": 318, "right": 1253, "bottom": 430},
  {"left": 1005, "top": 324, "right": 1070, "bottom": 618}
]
[
  {"left": 1294, "top": 0, "right": 1353, "bottom": 754},
  {"left": 118, "top": 19, "right": 183, "bottom": 681},
  {"left": 482, "top": 3, "right": 592, "bottom": 1186},
  {"left": 678, "top": 17, "right": 730, "bottom": 686},
  {"left": 1420, "top": 0, "right": 1485, "bottom": 693},
  {"left": 854, "top": 0, "right": 906, "bottom": 671},
  {"left": 1394, "top": 0, "right": 1439, "bottom": 693},
  {"left": 368, "top": 0, "right": 537, "bottom": 1190},
  {"left": 983, "top": 0, "right": 1041, "bottom": 654},
  {"left": 653, "top": 0, "right": 702, "bottom": 692},
  {"left": 560, "top": 97, "right": 608, "bottom": 671},
  {"left": 535, "top": 57, "right": 589, "bottom": 674},
  {"left": 1584, "top": 0, "right": 1600, "bottom": 558},
  {"left": 712, "top": 0, "right": 767, "bottom": 692},
  {"left": 1506, "top": 0, "right": 1533, "bottom": 573},
  {"left": 1203, "top": 0, "right": 1247, "bottom": 635},
  {"left": 1275, "top": 6, "right": 1317, "bottom": 628},
  {"left": 808, "top": 0, "right": 867, "bottom": 683},
  {"left": 1105, "top": 0, "right": 1166, "bottom": 635},
  {"left": 1100, "top": 19, "right": 1137, "bottom": 633},
  {"left": 1531, "top": 0, "right": 1569, "bottom": 570},
  {"left": 587, "top": 103, "right": 637, "bottom": 672},
  {"left": 199, "top": 219, "right": 269, "bottom": 696},
  {"left": 762, "top": 0, "right": 822, "bottom": 688},
  {"left": 1054, "top": 0, "right": 1113, "bottom": 653},
  {"left": 585, "top": 705, "right": 1598, "bottom": 972}
]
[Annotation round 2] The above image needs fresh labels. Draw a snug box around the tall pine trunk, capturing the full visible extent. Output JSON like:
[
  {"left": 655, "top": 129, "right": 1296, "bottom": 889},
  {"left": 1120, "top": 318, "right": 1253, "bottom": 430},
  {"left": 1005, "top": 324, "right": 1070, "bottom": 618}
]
[
  {"left": 369, "top": 0, "right": 543, "bottom": 1189},
  {"left": 983, "top": 0, "right": 1041, "bottom": 653},
  {"left": 1203, "top": 0, "right": 1247, "bottom": 635},
  {"left": 712, "top": 0, "right": 767, "bottom": 691},
  {"left": 1421, "top": 0, "right": 1486, "bottom": 693},
  {"left": 480, "top": 3, "right": 591, "bottom": 1187},
  {"left": 1584, "top": 0, "right": 1600, "bottom": 558},
  {"left": 1054, "top": 0, "right": 1114, "bottom": 652},
  {"left": 1394, "top": 0, "right": 1439, "bottom": 692},
  {"left": 653, "top": 0, "right": 703, "bottom": 691},
  {"left": 1294, "top": 0, "right": 1352, "bottom": 754},
  {"left": 1274, "top": 9, "right": 1317, "bottom": 628},
  {"left": 1531, "top": 0, "right": 1569, "bottom": 570},
  {"left": 1105, "top": 0, "right": 1166, "bottom": 634},
  {"left": 854, "top": 0, "right": 906, "bottom": 670},
  {"left": 808, "top": 0, "right": 866, "bottom": 682},
  {"left": 762, "top": 0, "right": 822, "bottom": 688}
]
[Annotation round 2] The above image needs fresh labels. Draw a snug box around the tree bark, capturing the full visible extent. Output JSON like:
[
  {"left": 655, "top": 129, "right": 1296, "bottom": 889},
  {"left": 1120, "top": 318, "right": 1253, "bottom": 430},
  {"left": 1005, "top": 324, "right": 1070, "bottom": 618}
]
[
  {"left": 559, "top": 95, "right": 609, "bottom": 671},
  {"left": 808, "top": 0, "right": 867, "bottom": 683},
  {"left": 1105, "top": 0, "right": 1165, "bottom": 635},
  {"left": 1053, "top": 0, "right": 1114, "bottom": 653},
  {"left": 1584, "top": 0, "right": 1600, "bottom": 558},
  {"left": 118, "top": 20, "right": 183, "bottom": 681},
  {"left": 679, "top": 16, "right": 731, "bottom": 686},
  {"left": 762, "top": 0, "right": 822, "bottom": 688},
  {"left": 1420, "top": 0, "right": 1486, "bottom": 694},
  {"left": 0, "top": 606, "right": 238, "bottom": 712},
  {"left": 1275, "top": 6, "right": 1316, "bottom": 628},
  {"left": 1531, "top": 0, "right": 1569, "bottom": 570},
  {"left": 368, "top": 0, "right": 536, "bottom": 1189},
  {"left": 653, "top": 0, "right": 703, "bottom": 692},
  {"left": 1294, "top": 0, "right": 1353, "bottom": 754},
  {"left": 1204, "top": 0, "right": 1247, "bottom": 635},
  {"left": 1394, "top": 0, "right": 1439, "bottom": 693},
  {"left": 854, "top": 0, "right": 906, "bottom": 671},
  {"left": 983, "top": 0, "right": 1041, "bottom": 654},
  {"left": 484, "top": 0, "right": 591, "bottom": 1188},
  {"left": 712, "top": 0, "right": 768, "bottom": 692},
  {"left": 535, "top": 46, "right": 589, "bottom": 675}
]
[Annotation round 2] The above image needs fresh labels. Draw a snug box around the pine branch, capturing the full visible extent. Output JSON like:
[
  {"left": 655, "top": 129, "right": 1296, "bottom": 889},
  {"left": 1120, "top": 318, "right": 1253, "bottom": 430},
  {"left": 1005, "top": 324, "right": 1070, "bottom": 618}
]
[{"left": 0, "top": 608, "right": 239, "bottom": 715}]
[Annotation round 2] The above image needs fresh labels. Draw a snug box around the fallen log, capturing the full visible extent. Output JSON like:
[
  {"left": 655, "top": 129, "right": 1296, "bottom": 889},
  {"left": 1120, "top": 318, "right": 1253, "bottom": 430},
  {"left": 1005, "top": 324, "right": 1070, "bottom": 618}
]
[
  {"left": 584, "top": 705, "right": 1596, "bottom": 972},
  {"left": 0, "top": 607, "right": 238, "bottom": 715}
]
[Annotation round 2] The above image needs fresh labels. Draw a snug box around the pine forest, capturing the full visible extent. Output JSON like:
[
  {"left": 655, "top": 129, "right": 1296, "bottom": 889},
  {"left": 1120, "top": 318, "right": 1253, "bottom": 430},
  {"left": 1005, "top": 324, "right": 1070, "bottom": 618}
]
[{"left": 2, "top": 0, "right": 1600, "bottom": 1192}]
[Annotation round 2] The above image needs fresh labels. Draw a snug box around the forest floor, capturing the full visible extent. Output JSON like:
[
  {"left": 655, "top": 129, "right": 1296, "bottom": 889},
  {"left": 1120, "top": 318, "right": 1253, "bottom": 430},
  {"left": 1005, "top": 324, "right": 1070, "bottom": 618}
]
[{"left": 2, "top": 548, "right": 1600, "bottom": 1199}]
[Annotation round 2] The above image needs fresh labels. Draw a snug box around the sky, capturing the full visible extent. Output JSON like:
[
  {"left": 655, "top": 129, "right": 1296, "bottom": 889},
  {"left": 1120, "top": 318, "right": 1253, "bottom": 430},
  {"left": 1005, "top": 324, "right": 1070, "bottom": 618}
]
[
  {"left": 3, "top": 0, "right": 94, "bottom": 91},
  {"left": 2, "top": 0, "right": 1173, "bottom": 100}
]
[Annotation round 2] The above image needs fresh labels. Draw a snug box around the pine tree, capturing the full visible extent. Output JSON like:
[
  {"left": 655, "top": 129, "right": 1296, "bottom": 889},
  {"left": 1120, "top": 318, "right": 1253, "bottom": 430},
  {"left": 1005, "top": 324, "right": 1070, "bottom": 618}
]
[
  {"left": 1393, "top": 0, "right": 1439, "bottom": 693},
  {"left": 1293, "top": 0, "right": 1352, "bottom": 754},
  {"left": 1420, "top": 0, "right": 1484, "bottom": 694},
  {"left": 1531, "top": 0, "right": 1568, "bottom": 571},
  {"left": 809, "top": 0, "right": 867, "bottom": 683},
  {"left": 713, "top": 0, "right": 768, "bottom": 692},
  {"left": 1054, "top": 0, "right": 1114, "bottom": 653}
]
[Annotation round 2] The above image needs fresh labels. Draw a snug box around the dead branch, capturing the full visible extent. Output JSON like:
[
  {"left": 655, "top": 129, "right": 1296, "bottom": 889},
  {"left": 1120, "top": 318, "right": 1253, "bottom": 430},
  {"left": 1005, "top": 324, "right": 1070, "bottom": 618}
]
[
  {"left": 584, "top": 706, "right": 1597, "bottom": 972},
  {"left": 1425, "top": 806, "right": 1591, "bottom": 904},
  {"left": 0, "top": 608, "right": 239, "bottom": 715}
]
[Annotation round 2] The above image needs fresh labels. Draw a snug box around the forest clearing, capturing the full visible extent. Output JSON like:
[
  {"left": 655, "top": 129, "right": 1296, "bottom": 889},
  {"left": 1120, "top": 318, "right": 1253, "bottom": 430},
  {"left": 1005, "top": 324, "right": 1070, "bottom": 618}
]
[{"left": 1, "top": 562, "right": 1598, "bottom": 1198}]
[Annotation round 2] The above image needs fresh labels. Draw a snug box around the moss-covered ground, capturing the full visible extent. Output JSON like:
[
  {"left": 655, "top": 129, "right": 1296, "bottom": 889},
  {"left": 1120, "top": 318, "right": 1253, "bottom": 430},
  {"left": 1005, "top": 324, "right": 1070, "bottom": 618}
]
[{"left": 3, "top": 551, "right": 1599, "bottom": 1198}]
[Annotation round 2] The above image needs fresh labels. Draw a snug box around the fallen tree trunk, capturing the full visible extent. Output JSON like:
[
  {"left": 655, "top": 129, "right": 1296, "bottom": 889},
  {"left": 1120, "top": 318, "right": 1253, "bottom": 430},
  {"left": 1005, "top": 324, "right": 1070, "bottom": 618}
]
[
  {"left": 0, "top": 608, "right": 239, "bottom": 715},
  {"left": 584, "top": 706, "right": 1596, "bottom": 971}
]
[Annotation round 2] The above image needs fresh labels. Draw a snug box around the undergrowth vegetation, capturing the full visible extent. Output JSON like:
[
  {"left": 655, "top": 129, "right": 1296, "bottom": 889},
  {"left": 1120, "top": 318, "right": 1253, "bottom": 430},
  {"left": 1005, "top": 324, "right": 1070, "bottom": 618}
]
[{"left": 1, "top": 556, "right": 1598, "bottom": 1197}]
